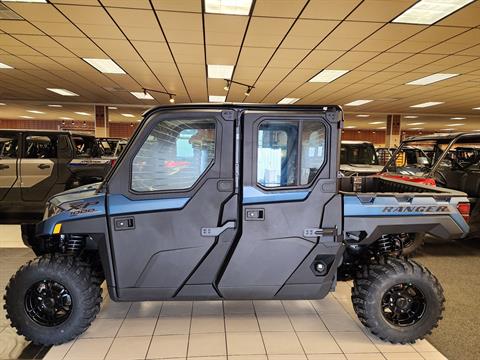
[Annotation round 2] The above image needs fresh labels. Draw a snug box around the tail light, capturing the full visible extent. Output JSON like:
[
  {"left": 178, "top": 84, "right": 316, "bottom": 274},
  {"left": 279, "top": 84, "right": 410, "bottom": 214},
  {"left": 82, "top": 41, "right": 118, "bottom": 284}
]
[
  {"left": 110, "top": 159, "right": 116, "bottom": 167},
  {"left": 457, "top": 202, "right": 471, "bottom": 222}
]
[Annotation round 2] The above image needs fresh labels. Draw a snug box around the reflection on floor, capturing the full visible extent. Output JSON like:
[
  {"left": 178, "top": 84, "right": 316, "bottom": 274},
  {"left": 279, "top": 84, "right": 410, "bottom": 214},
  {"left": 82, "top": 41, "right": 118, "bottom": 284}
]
[{"left": 1, "top": 246, "right": 448, "bottom": 360}]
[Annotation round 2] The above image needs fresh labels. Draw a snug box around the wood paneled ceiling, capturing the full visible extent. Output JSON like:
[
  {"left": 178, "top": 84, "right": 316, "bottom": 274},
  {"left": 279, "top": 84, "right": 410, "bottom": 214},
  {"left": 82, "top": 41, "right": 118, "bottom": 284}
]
[{"left": 0, "top": 0, "right": 480, "bottom": 117}]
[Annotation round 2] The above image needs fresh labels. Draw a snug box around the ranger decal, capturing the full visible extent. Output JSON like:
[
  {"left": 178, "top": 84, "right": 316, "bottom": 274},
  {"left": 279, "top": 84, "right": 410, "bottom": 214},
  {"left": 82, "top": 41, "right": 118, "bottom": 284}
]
[{"left": 382, "top": 205, "right": 449, "bottom": 213}]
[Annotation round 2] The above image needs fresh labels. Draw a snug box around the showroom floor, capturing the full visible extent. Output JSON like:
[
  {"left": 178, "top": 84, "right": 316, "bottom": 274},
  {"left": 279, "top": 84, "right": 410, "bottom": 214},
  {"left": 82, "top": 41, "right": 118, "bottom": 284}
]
[{"left": 1, "top": 226, "right": 447, "bottom": 360}]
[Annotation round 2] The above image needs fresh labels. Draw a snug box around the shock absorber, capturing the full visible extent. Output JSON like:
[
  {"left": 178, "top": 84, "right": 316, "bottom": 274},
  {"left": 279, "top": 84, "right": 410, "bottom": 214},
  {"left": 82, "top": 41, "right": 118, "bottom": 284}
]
[
  {"left": 60, "top": 234, "right": 86, "bottom": 254},
  {"left": 374, "top": 234, "right": 398, "bottom": 256}
]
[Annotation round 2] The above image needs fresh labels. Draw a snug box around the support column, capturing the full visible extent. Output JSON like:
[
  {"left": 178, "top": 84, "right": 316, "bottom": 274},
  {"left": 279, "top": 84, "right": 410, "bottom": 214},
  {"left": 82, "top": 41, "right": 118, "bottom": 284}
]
[
  {"left": 385, "top": 114, "right": 401, "bottom": 148},
  {"left": 94, "top": 105, "right": 109, "bottom": 137}
]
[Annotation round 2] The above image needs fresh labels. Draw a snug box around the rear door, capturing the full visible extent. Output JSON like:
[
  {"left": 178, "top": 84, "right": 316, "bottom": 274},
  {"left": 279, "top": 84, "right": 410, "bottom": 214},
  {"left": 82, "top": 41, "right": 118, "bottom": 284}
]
[
  {"left": 0, "top": 132, "right": 19, "bottom": 201},
  {"left": 218, "top": 109, "right": 344, "bottom": 299},
  {"left": 20, "top": 133, "right": 59, "bottom": 202},
  {"left": 106, "top": 108, "right": 237, "bottom": 300}
]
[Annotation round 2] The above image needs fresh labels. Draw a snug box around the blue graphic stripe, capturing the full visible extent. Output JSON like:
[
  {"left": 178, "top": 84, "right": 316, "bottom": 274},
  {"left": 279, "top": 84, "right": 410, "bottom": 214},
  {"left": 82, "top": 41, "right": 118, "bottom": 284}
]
[
  {"left": 108, "top": 194, "right": 189, "bottom": 215},
  {"left": 243, "top": 186, "right": 309, "bottom": 204}
]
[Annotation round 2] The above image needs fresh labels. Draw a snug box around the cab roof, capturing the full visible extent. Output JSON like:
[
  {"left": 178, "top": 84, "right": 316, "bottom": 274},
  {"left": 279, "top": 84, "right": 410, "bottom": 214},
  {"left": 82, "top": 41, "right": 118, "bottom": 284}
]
[{"left": 404, "top": 132, "right": 480, "bottom": 144}]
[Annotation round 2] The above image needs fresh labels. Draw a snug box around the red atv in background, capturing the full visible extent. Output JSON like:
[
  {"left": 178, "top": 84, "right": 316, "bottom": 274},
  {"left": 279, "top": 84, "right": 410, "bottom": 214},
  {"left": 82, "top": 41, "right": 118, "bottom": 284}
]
[{"left": 379, "top": 132, "right": 480, "bottom": 253}]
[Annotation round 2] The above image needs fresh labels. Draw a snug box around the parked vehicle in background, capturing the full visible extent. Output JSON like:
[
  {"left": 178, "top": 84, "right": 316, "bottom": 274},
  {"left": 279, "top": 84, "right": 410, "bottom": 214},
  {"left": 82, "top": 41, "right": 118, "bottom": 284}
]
[
  {"left": 6, "top": 104, "right": 470, "bottom": 346},
  {"left": 97, "top": 137, "right": 127, "bottom": 157},
  {"left": 381, "top": 132, "right": 480, "bottom": 253},
  {"left": 0, "top": 130, "right": 113, "bottom": 223},
  {"left": 340, "top": 140, "right": 383, "bottom": 175}
]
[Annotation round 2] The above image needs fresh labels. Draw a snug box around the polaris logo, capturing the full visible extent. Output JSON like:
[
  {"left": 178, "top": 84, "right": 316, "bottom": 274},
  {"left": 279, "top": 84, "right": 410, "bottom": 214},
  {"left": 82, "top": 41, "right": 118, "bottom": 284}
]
[{"left": 383, "top": 205, "right": 449, "bottom": 213}]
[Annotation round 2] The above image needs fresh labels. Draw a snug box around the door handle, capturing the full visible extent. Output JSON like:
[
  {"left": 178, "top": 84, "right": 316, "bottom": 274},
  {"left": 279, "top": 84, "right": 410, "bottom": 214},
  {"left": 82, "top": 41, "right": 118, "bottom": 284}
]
[
  {"left": 0, "top": 164, "right": 9, "bottom": 170},
  {"left": 201, "top": 221, "right": 236, "bottom": 237},
  {"left": 38, "top": 163, "right": 51, "bottom": 169}
]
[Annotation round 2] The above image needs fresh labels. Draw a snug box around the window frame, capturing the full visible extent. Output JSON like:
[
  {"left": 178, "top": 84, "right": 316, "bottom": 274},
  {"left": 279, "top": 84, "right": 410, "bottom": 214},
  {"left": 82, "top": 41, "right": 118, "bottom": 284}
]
[
  {"left": 128, "top": 116, "right": 219, "bottom": 195},
  {"left": 22, "top": 133, "right": 59, "bottom": 159},
  {"left": 254, "top": 117, "right": 329, "bottom": 191},
  {"left": 0, "top": 132, "right": 19, "bottom": 160}
]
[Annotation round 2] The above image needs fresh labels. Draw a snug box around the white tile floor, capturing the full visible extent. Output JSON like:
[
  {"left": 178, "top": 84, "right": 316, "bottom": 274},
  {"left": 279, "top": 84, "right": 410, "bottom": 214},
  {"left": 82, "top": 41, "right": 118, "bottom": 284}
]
[{"left": 43, "top": 282, "right": 448, "bottom": 360}]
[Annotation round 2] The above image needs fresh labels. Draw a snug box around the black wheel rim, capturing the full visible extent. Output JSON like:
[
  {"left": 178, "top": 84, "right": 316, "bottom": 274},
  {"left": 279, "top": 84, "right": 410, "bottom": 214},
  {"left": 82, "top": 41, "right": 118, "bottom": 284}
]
[
  {"left": 381, "top": 283, "right": 426, "bottom": 327},
  {"left": 24, "top": 280, "right": 73, "bottom": 327}
]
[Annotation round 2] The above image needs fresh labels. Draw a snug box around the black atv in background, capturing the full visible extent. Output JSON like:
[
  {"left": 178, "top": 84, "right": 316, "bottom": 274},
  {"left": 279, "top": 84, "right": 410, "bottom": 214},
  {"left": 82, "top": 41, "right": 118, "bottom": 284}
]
[{"left": 0, "top": 129, "right": 113, "bottom": 223}]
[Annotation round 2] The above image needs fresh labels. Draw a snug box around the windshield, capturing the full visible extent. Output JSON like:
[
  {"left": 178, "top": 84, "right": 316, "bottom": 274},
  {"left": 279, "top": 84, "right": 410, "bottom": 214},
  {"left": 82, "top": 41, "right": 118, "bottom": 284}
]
[
  {"left": 340, "top": 143, "right": 379, "bottom": 165},
  {"left": 73, "top": 136, "right": 101, "bottom": 158}
]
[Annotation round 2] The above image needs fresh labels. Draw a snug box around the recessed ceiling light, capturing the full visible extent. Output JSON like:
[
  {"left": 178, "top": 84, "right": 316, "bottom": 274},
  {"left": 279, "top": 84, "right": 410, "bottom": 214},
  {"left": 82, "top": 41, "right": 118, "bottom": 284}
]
[
  {"left": 450, "top": 117, "right": 466, "bottom": 120},
  {"left": 407, "top": 73, "right": 459, "bottom": 85},
  {"left": 356, "top": 114, "right": 370, "bottom": 117},
  {"left": 345, "top": 100, "right": 373, "bottom": 106},
  {"left": 309, "top": 69, "right": 349, "bottom": 83},
  {"left": 369, "top": 121, "right": 384, "bottom": 125},
  {"left": 404, "top": 115, "right": 419, "bottom": 118},
  {"left": 278, "top": 97, "right": 300, "bottom": 104},
  {"left": 207, "top": 64, "right": 234, "bottom": 79},
  {"left": 121, "top": 113, "right": 135, "bottom": 118},
  {"left": 130, "top": 91, "right": 154, "bottom": 100},
  {"left": 60, "top": 117, "right": 73, "bottom": 120},
  {"left": 0, "top": 62, "right": 13, "bottom": 69},
  {"left": 74, "top": 112, "right": 90, "bottom": 116},
  {"left": 408, "top": 122, "right": 425, "bottom": 126},
  {"left": 473, "top": 107, "right": 480, "bottom": 110},
  {"left": 83, "top": 58, "right": 126, "bottom": 74},
  {"left": 410, "top": 101, "right": 444, "bottom": 108},
  {"left": 20, "top": 116, "right": 34, "bottom": 119},
  {"left": 27, "top": 110, "right": 45, "bottom": 114},
  {"left": 204, "top": 0, "right": 253, "bottom": 15},
  {"left": 408, "top": 127, "right": 424, "bottom": 130},
  {"left": 393, "top": 0, "right": 474, "bottom": 25},
  {"left": 344, "top": 125, "right": 357, "bottom": 129},
  {"left": 440, "top": 128, "right": 455, "bottom": 131},
  {"left": 48, "top": 104, "right": 62, "bottom": 107},
  {"left": 377, "top": 127, "right": 387, "bottom": 130},
  {"left": 108, "top": 106, "right": 118, "bottom": 110},
  {"left": 447, "top": 123, "right": 464, "bottom": 126},
  {"left": 209, "top": 95, "right": 226, "bottom": 103},
  {"left": 47, "top": 88, "right": 79, "bottom": 96},
  {"left": 0, "top": 103, "right": 6, "bottom": 106}
]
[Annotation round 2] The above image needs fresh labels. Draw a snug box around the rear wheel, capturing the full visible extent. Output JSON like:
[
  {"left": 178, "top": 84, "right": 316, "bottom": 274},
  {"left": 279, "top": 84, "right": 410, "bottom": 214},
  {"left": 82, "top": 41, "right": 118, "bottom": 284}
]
[
  {"left": 352, "top": 257, "right": 444, "bottom": 344},
  {"left": 4, "top": 254, "right": 102, "bottom": 345}
]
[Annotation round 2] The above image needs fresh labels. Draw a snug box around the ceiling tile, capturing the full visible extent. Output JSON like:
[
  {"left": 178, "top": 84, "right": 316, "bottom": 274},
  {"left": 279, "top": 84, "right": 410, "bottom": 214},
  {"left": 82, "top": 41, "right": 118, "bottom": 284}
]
[
  {"left": 253, "top": 0, "right": 307, "bottom": 18},
  {"left": 151, "top": 0, "right": 201, "bottom": 13},
  {"left": 102, "top": 0, "right": 151, "bottom": 9},
  {"left": 281, "top": 19, "right": 339, "bottom": 49},
  {"left": 33, "top": 21, "right": 83, "bottom": 37},
  {"left": 297, "top": 49, "right": 345, "bottom": 69},
  {"left": 156, "top": 11, "right": 203, "bottom": 44},
  {"left": 206, "top": 45, "right": 239, "bottom": 64},
  {"left": 205, "top": 14, "right": 248, "bottom": 46},
  {"left": 301, "top": 0, "right": 361, "bottom": 20},
  {"left": 132, "top": 40, "right": 172, "bottom": 62},
  {"left": 4, "top": 3, "right": 66, "bottom": 23},
  {"left": 243, "top": 17, "right": 294, "bottom": 48},
  {"left": 0, "top": 21, "right": 42, "bottom": 35},
  {"left": 316, "top": 21, "right": 384, "bottom": 50},
  {"left": 347, "top": 0, "right": 416, "bottom": 22}
]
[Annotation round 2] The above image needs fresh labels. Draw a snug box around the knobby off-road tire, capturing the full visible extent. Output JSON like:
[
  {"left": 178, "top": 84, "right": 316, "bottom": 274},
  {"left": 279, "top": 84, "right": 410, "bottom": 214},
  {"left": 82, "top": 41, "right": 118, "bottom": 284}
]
[
  {"left": 352, "top": 257, "right": 444, "bottom": 344},
  {"left": 400, "top": 233, "right": 425, "bottom": 257},
  {"left": 4, "top": 254, "right": 103, "bottom": 345}
]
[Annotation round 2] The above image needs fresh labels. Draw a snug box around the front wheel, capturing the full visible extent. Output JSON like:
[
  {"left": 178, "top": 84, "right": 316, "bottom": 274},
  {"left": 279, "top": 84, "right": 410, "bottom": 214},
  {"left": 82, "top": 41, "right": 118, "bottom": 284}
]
[
  {"left": 4, "top": 254, "right": 102, "bottom": 345},
  {"left": 352, "top": 257, "right": 444, "bottom": 344}
]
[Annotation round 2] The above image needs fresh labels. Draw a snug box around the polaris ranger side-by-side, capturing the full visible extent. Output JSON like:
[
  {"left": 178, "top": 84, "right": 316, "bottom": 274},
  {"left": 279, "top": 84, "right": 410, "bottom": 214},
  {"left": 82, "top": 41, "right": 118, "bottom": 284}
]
[{"left": 4, "top": 104, "right": 470, "bottom": 346}]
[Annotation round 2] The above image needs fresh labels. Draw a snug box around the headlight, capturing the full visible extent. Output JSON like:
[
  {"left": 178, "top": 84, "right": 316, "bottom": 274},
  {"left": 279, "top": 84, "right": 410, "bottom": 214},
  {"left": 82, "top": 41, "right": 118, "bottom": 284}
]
[{"left": 43, "top": 202, "right": 63, "bottom": 219}]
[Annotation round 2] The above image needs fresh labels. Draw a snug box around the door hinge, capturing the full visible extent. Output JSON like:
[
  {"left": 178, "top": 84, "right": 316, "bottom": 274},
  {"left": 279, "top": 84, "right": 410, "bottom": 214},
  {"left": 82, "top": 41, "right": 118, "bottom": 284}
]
[
  {"left": 201, "top": 221, "right": 236, "bottom": 237},
  {"left": 303, "top": 228, "right": 336, "bottom": 238}
]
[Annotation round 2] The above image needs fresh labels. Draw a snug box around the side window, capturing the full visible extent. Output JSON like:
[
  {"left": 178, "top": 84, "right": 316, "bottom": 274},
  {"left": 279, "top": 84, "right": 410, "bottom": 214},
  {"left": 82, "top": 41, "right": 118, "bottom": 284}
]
[
  {"left": 0, "top": 135, "right": 18, "bottom": 159},
  {"left": 25, "top": 136, "right": 58, "bottom": 159},
  {"left": 131, "top": 119, "right": 216, "bottom": 192},
  {"left": 257, "top": 120, "right": 326, "bottom": 188}
]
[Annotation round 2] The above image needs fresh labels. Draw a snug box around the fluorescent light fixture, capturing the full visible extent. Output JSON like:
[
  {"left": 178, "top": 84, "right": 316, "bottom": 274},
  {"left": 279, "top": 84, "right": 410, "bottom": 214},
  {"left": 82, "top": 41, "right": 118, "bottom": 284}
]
[
  {"left": 407, "top": 122, "right": 425, "bottom": 126},
  {"left": 207, "top": 64, "right": 234, "bottom": 79},
  {"left": 407, "top": 73, "right": 459, "bottom": 85},
  {"left": 344, "top": 100, "right": 373, "bottom": 106},
  {"left": 450, "top": 117, "right": 466, "bottom": 120},
  {"left": 447, "top": 123, "right": 464, "bottom": 126},
  {"left": 369, "top": 121, "right": 384, "bottom": 125},
  {"left": 47, "top": 88, "right": 79, "bottom": 96},
  {"left": 121, "top": 113, "right": 135, "bottom": 118},
  {"left": 130, "top": 91, "right": 154, "bottom": 100},
  {"left": 404, "top": 115, "right": 419, "bottom": 118},
  {"left": 377, "top": 127, "right": 387, "bottom": 130},
  {"left": 393, "top": 0, "right": 474, "bottom": 25},
  {"left": 440, "top": 128, "right": 455, "bottom": 131},
  {"left": 309, "top": 69, "right": 349, "bottom": 83},
  {"left": 83, "top": 58, "right": 125, "bottom": 74},
  {"left": 27, "top": 110, "right": 45, "bottom": 114},
  {"left": 408, "top": 127, "right": 424, "bottom": 130},
  {"left": 209, "top": 95, "right": 226, "bottom": 103},
  {"left": 278, "top": 97, "right": 300, "bottom": 105},
  {"left": 0, "top": 103, "right": 6, "bottom": 106},
  {"left": 108, "top": 106, "right": 118, "bottom": 110},
  {"left": 60, "top": 117, "right": 72, "bottom": 120},
  {"left": 205, "top": 0, "right": 253, "bottom": 15},
  {"left": 20, "top": 116, "right": 34, "bottom": 119},
  {"left": 474, "top": 107, "right": 480, "bottom": 110},
  {"left": 0, "top": 62, "right": 13, "bottom": 69},
  {"left": 344, "top": 125, "right": 357, "bottom": 129},
  {"left": 356, "top": 114, "right": 370, "bottom": 117},
  {"left": 74, "top": 112, "right": 90, "bottom": 116},
  {"left": 48, "top": 104, "right": 62, "bottom": 107},
  {"left": 410, "top": 101, "right": 444, "bottom": 108}
]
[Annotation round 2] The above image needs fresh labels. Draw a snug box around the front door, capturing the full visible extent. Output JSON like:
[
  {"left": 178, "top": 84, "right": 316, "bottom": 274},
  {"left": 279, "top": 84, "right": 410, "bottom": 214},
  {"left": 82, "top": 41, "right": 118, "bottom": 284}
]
[
  {"left": 218, "top": 109, "right": 343, "bottom": 299},
  {"left": 107, "top": 108, "right": 237, "bottom": 300},
  {"left": 0, "top": 132, "right": 19, "bottom": 201},
  {"left": 20, "top": 133, "right": 59, "bottom": 202}
]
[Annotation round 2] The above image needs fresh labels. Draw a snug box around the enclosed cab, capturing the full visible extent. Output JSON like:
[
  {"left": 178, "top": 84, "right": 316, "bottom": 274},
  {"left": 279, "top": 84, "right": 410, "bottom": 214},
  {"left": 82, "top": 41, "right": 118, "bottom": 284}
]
[{"left": 340, "top": 140, "right": 383, "bottom": 175}]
